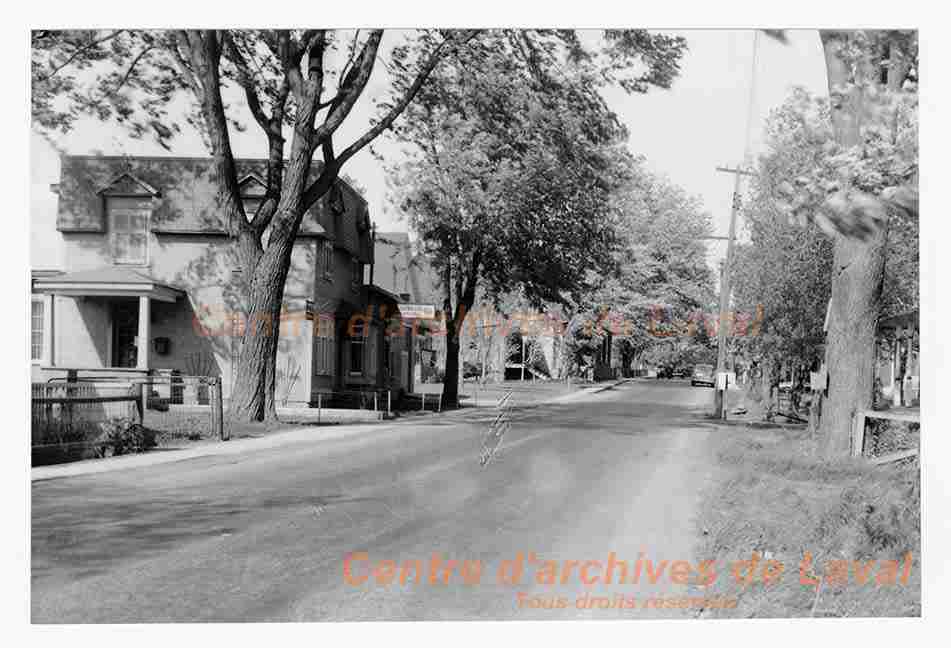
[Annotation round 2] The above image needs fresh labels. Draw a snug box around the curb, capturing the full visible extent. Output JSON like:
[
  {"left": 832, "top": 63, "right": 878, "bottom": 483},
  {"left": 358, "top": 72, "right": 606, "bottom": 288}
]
[
  {"left": 427, "top": 377, "right": 632, "bottom": 414},
  {"left": 30, "top": 419, "right": 385, "bottom": 482}
]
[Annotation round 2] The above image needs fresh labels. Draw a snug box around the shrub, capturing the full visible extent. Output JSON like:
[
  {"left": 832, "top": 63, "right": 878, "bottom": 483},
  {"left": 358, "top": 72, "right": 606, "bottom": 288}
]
[
  {"left": 31, "top": 420, "right": 98, "bottom": 465},
  {"left": 93, "top": 417, "right": 157, "bottom": 458}
]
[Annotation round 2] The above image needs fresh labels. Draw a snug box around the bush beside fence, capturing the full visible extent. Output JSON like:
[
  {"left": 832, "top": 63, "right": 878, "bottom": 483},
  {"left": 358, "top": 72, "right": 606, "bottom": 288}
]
[{"left": 31, "top": 376, "right": 223, "bottom": 466}]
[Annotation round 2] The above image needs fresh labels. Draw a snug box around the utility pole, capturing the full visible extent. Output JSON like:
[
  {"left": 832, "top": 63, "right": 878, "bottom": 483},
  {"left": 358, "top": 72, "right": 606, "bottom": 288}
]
[
  {"left": 711, "top": 30, "right": 759, "bottom": 419},
  {"left": 712, "top": 165, "right": 754, "bottom": 417}
]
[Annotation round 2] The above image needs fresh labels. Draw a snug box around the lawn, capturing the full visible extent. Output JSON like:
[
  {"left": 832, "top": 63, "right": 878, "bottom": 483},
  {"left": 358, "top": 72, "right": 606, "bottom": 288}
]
[{"left": 694, "top": 422, "right": 920, "bottom": 618}]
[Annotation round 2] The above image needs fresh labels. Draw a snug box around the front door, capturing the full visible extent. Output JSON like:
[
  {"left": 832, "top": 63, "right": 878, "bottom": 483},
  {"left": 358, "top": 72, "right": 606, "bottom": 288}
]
[{"left": 111, "top": 300, "right": 139, "bottom": 368}]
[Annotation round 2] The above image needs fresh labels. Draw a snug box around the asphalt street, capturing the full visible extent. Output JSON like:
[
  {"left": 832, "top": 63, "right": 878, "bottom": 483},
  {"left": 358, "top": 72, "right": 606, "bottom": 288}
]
[{"left": 31, "top": 379, "right": 720, "bottom": 622}]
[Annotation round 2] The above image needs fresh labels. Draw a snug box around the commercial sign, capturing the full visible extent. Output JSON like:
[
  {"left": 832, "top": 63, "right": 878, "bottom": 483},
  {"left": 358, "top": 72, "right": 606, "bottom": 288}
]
[{"left": 398, "top": 304, "right": 436, "bottom": 319}]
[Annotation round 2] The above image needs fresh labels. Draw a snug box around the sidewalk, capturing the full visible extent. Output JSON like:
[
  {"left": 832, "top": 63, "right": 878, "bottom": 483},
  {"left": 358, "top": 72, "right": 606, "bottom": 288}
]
[{"left": 30, "top": 378, "right": 631, "bottom": 482}]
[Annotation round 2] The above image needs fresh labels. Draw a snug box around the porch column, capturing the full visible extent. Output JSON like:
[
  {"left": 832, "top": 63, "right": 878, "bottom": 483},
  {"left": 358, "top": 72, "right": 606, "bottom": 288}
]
[
  {"left": 903, "top": 330, "right": 914, "bottom": 407},
  {"left": 137, "top": 295, "right": 150, "bottom": 370},
  {"left": 891, "top": 336, "right": 901, "bottom": 407}
]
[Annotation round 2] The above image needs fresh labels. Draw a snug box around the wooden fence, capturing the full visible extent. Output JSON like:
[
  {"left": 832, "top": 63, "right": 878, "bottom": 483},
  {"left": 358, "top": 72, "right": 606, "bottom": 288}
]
[{"left": 31, "top": 376, "right": 224, "bottom": 465}]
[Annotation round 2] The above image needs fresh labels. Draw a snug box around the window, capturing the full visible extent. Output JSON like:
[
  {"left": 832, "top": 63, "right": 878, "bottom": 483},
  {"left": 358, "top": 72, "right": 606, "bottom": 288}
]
[
  {"left": 108, "top": 197, "right": 150, "bottom": 264},
  {"left": 31, "top": 297, "right": 45, "bottom": 362},
  {"left": 242, "top": 197, "right": 261, "bottom": 222},
  {"left": 314, "top": 315, "right": 335, "bottom": 376},
  {"left": 351, "top": 258, "right": 363, "bottom": 292},
  {"left": 349, "top": 323, "right": 365, "bottom": 375},
  {"left": 318, "top": 240, "right": 334, "bottom": 281}
]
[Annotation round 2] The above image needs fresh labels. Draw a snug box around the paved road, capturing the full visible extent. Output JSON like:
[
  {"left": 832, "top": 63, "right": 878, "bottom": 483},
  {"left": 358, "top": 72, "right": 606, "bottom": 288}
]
[{"left": 32, "top": 380, "right": 720, "bottom": 622}]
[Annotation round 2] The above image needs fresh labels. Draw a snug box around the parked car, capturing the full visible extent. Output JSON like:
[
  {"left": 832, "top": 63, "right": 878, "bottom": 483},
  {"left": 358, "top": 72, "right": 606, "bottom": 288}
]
[
  {"left": 656, "top": 366, "right": 674, "bottom": 379},
  {"left": 691, "top": 364, "right": 715, "bottom": 387},
  {"left": 657, "top": 365, "right": 688, "bottom": 380}
]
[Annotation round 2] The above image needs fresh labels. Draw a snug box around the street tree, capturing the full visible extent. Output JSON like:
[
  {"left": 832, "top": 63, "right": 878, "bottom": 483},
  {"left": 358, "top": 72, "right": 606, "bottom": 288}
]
[
  {"left": 758, "top": 30, "right": 917, "bottom": 455},
  {"left": 590, "top": 172, "right": 715, "bottom": 371},
  {"left": 556, "top": 170, "right": 714, "bottom": 377},
  {"left": 734, "top": 87, "right": 918, "bottom": 413},
  {"left": 387, "top": 31, "right": 687, "bottom": 404}
]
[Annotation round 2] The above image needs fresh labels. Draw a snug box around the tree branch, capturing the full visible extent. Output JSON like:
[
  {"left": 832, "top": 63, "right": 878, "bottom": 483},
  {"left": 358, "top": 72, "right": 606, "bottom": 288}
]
[
  {"left": 311, "top": 30, "right": 383, "bottom": 149},
  {"left": 111, "top": 45, "right": 154, "bottom": 96},
  {"left": 38, "top": 30, "right": 125, "bottom": 81},
  {"left": 333, "top": 30, "right": 479, "bottom": 169},
  {"left": 171, "top": 32, "right": 205, "bottom": 104},
  {"left": 337, "top": 29, "right": 362, "bottom": 91},
  {"left": 221, "top": 31, "right": 274, "bottom": 136}
]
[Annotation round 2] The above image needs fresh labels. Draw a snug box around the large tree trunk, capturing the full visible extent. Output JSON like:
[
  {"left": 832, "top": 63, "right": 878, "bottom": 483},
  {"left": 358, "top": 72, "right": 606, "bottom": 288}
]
[
  {"left": 228, "top": 102, "right": 319, "bottom": 421},
  {"left": 441, "top": 294, "right": 474, "bottom": 408},
  {"left": 816, "top": 31, "right": 895, "bottom": 457},
  {"left": 818, "top": 232, "right": 886, "bottom": 455},
  {"left": 228, "top": 232, "right": 298, "bottom": 421},
  {"left": 228, "top": 280, "right": 284, "bottom": 421},
  {"left": 443, "top": 329, "right": 463, "bottom": 408}
]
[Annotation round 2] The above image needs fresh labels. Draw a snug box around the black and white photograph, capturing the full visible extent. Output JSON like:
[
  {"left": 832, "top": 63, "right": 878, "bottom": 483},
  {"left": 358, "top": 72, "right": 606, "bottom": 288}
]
[{"left": 8, "top": 3, "right": 946, "bottom": 640}]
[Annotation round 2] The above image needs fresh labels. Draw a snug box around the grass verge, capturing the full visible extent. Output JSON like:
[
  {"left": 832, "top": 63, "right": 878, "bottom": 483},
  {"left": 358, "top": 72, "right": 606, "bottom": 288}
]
[{"left": 695, "top": 423, "right": 920, "bottom": 618}]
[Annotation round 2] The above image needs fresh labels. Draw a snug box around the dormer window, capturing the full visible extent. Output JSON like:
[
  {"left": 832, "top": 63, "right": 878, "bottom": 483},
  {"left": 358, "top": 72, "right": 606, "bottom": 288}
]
[
  {"left": 96, "top": 171, "right": 158, "bottom": 265},
  {"left": 107, "top": 197, "right": 150, "bottom": 265},
  {"left": 238, "top": 173, "right": 270, "bottom": 244}
]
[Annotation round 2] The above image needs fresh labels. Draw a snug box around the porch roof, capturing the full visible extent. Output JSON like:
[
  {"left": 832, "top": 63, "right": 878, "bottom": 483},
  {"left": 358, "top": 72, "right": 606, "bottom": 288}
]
[{"left": 31, "top": 267, "right": 186, "bottom": 303}]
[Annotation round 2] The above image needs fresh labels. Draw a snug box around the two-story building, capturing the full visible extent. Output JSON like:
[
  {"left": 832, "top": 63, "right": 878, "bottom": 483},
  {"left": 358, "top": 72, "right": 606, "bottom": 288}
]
[{"left": 30, "top": 154, "right": 413, "bottom": 405}]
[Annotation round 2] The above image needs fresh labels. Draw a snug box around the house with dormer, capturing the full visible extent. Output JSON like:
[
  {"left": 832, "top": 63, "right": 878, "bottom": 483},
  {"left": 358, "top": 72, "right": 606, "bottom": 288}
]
[{"left": 30, "top": 154, "right": 413, "bottom": 405}]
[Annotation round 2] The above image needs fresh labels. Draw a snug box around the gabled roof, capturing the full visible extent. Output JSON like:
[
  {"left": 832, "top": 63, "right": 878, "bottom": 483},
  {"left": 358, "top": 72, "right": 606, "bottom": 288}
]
[
  {"left": 56, "top": 155, "right": 372, "bottom": 262},
  {"left": 237, "top": 173, "right": 267, "bottom": 196},
  {"left": 96, "top": 171, "right": 161, "bottom": 197},
  {"left": 372, "top": 231, "right": 441, "bottom": 305}
]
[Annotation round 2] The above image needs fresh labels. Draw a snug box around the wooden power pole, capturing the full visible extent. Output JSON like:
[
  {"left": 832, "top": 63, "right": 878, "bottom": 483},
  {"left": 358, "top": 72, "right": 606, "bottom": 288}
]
[
  {"left": 713, "top": 165, "right": 754, "bottom": 417},
  {"left": 712, "top": 30, "right": 759, "bottom": 419}
]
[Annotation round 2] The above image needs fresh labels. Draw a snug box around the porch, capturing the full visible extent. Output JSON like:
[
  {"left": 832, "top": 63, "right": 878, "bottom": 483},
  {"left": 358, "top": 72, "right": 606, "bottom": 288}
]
[{"left": 32, "top": 267, "right": 188, "bottom": 378}]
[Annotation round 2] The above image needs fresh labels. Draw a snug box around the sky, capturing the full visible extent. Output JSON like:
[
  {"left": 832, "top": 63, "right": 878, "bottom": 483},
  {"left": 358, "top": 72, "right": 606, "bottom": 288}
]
[{"left": 31, "top": 29, "right": 829, "bottom": 272}]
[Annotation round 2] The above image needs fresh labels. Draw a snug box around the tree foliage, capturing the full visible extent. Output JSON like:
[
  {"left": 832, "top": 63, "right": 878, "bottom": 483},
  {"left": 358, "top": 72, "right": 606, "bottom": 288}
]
[
  {"left": 733, "top": 78, "right": 918, "bottom": 409},
  {"left": 566, "top": 172, "right": 715, "bottom": 373},
  {"left": 770, "top": 31, "right": 918, "bottom": 240},
  {"left": 731, "top": 90, "right": 836, "bottom": 378},
  {"left": 387, "top": 30, "right": 687, "bottom": 399}
]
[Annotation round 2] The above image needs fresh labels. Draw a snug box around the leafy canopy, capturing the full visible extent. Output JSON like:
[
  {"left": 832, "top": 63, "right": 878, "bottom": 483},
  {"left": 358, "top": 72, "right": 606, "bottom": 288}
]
[
  {"left": 772, "top": 31, "right": 918, "bottom": 240},
  {"left": 388, "top": 30, "right": 687, "bottom": 312}
]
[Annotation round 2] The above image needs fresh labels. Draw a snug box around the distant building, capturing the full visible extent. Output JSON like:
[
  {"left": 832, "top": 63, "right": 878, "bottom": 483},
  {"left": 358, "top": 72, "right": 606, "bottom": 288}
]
[
  {"left": 373, "top": 232, "right": 442, "bottom": 384},
  {"left": 369, "top": 232, "right": 621, "bottom": 385}
]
